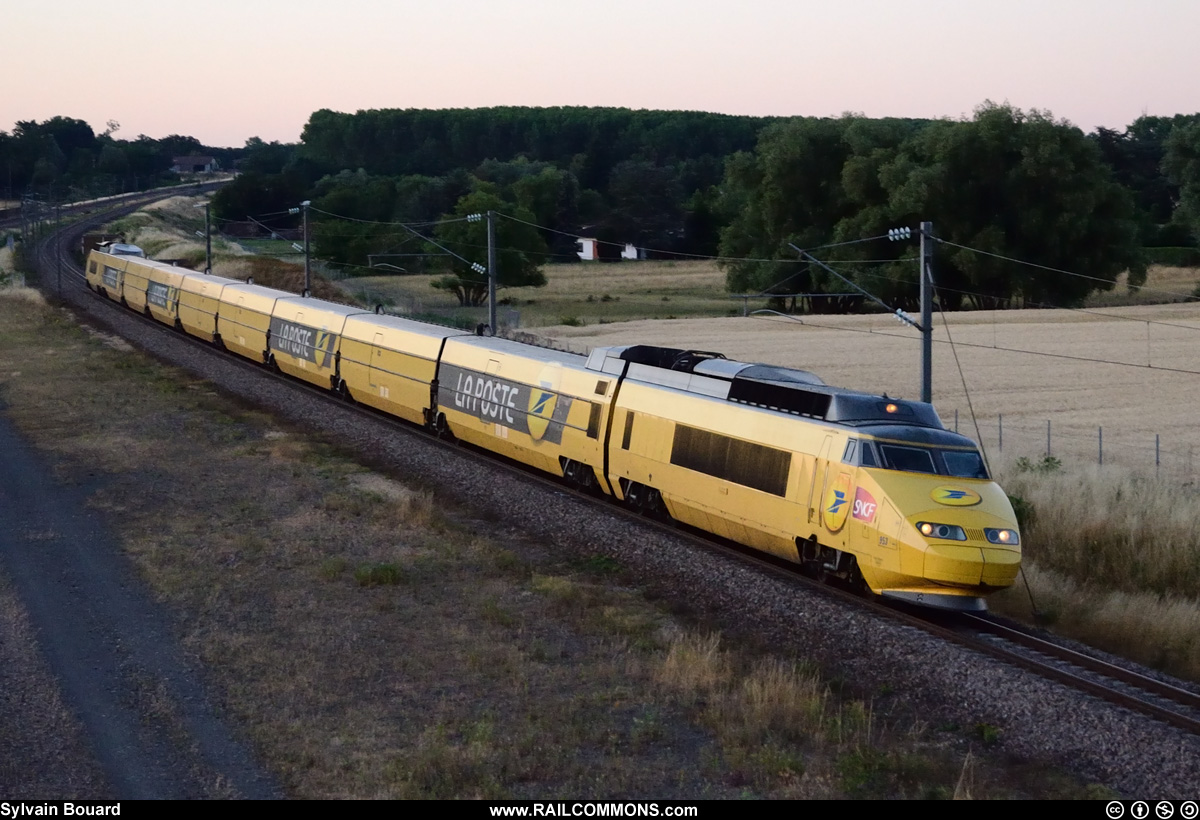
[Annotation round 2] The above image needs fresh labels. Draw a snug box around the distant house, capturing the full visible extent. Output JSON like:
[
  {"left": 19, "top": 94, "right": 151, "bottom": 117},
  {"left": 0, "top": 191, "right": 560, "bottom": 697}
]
[
  {"left": 576, "top": 237, "right": 643, "bottom": 262},
  {"left": 172, "top": 156, "right": 219, "bottom": 174},
  {"left": 576, "top": 237, "right": 599, "bottom": 261}
]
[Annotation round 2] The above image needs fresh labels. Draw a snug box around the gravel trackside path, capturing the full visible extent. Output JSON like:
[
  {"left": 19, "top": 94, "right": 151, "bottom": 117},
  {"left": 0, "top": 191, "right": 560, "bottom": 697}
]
[{"left": 0, "top": 410, "right": 279, "bottom": 799}]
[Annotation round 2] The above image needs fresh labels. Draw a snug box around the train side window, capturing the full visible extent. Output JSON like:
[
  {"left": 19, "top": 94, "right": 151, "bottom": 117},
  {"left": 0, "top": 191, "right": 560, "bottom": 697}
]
[
  {"left": 859, "top": 442, "right": 879, "bottom": 467},
  {"left": 586, "top": 403, "right": 601, "bottom": 439},
  {"left": 621, "top": 412, "right": 635, "bottom": 450},
  {"left": 842, "top": 439, "right": 858, "bottom": 464}
]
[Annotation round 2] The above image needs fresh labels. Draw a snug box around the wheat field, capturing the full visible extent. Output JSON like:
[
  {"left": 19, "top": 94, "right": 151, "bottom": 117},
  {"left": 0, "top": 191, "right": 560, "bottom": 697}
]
[{"left": 536, "top": 298, "right": 1200, "bottom": 477}]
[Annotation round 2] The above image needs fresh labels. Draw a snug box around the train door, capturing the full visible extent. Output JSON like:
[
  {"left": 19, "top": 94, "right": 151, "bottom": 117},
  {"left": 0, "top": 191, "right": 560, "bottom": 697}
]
[
  {"left": 807, "top": 435, "right": 832, "bottom": 526},
  {"left": 368, "top": 332, "right": 386, "bottom": 394}
]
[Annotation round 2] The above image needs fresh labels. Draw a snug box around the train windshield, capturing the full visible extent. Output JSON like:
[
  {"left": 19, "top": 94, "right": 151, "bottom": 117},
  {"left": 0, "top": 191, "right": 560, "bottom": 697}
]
[
  {"left": 942, "top": 450, "right": 989, "bottom": 479},
  {"left": 859, "top": 441, "right": 989, "bottom": 479}
]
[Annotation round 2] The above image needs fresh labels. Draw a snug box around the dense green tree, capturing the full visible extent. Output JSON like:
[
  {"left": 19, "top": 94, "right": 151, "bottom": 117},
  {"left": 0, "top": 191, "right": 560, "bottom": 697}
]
[
  {"left": 718, "top": 117, "right": 861, "bottom": 295},
  {"left": 1163, "top": 120, "right": 1200, "bottom": 244},
  {"left": 240, "top": 137, "right": 298, "bottom": 175},
  {"left": 604, "top": 160, "right": 684, "bottom": 250},
  {"left": 309, "top": 170, "right": 399, "bottom": 268},
  {"left": 719, "top": 105, "right": 1144, "bottom": 310},
  {"left": 97, "top": 144, "right": 129, "bottom": 176},
  {"left": 874, "top": 104, "right": 1144, "bottom": 308},
  {"left": 211, "top": 171, "right": 307, "bottom": 224},
  {"left": 432, "top": 191, "right": 548, "bottom": 306}
]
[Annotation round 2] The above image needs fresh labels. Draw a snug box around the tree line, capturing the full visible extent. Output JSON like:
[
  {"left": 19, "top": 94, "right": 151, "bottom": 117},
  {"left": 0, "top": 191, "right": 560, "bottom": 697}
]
[
  {"left": 0, "top": 117, "right": 239, "bottom": 202},
  {"left": 10, "top": 106, "right": 1200, "bottom": 310},
  {"left": 214, "top": 104, "right": 1200, "bottom": 308}
]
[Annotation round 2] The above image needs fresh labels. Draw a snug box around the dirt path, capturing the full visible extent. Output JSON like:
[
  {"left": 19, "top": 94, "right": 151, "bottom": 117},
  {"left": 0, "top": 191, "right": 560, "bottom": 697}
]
[{"left": 0, "top": 409, "right": 279, "bottom": 799}]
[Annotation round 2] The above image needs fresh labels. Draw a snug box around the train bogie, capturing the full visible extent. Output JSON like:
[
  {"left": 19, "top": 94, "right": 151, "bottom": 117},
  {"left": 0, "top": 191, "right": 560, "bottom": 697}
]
[{"left": 339, "top": 314, "right": 465, "bottom": 424}]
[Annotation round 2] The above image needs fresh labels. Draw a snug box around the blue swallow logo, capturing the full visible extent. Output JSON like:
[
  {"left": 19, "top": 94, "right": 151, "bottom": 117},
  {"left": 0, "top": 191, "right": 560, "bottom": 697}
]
[{"left": 826, "top": 490, "right": 847, "bottom": 515}]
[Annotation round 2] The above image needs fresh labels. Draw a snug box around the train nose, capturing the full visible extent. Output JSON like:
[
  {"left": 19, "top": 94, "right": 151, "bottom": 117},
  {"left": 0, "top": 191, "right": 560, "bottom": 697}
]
[
  {"left": 923, "top": 543, "right": 984, "bottom": 586},
  {"left": 923, "top": 543, "right": 1021, "bottom": 587}
]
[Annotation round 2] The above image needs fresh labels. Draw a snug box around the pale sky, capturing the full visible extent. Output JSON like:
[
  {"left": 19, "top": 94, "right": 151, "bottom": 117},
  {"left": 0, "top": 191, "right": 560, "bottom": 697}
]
[{"left": 4, "top": 0, "right": 1197, "bottom": 147}]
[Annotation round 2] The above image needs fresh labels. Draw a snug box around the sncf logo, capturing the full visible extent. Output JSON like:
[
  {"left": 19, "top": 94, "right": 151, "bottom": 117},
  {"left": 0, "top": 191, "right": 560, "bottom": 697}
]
[
  {"left": 931, "top": 486, "right": 982, "bottom": 506},
  {"left": 852, "top": 487, "right": 877, "bottom": 523}
]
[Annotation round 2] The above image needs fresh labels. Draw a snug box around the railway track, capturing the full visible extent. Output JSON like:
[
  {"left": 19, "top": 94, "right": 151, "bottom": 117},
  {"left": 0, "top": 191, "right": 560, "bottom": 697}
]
[{"left": 31, "top": 200, "right": 1200, "bottom": 742}]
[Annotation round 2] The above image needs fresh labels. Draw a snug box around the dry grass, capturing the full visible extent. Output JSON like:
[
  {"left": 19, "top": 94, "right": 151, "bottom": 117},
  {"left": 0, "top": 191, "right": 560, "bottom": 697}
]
[
  {"left": 337, "top": 259, "right": 732, "bottom": 327},
  {"left": 1084, "top": 265, "right": 1200, "bottom": 307},
  {"left": 990, "top": 563, "right": 1200, "bottom": 681},
  {"left": 981, "top": 462, "right": 1200, "bottom": 681},
  {"left": 0, "top": 290, "right": 1102, "bottom": 798},
  {"left": 1000, "top": 464, "right": 1200, "bottom": 599},
  {"left": 0, "top": 286, "right": 44, "bottom": 305},
  {"left": 0, "top": 245, "right": 17, "bottom": 284}
]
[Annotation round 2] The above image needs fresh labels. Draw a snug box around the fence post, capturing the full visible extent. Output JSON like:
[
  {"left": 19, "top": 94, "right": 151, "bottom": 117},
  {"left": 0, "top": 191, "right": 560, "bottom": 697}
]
[
  {"left": 1156, "top": 434, "right": 1160, "bottom": 476},
  {"left": 1046, "top": 419, "right": 1051, "bottom": 457},
  {"left": 1098, "top": 426, "right": 1103, "bottom": 466},
  {"left": 998, "top": 414, "right": 1003, "bottom": 452},
  {"left": 954, "top": 408, "right": 958, "bottom": 433}
]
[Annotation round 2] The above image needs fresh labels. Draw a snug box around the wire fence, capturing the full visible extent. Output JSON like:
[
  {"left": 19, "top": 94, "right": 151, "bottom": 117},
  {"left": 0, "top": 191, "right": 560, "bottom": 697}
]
[{"left": 939, "top": 409, "right": 1195, "bottom": 481}]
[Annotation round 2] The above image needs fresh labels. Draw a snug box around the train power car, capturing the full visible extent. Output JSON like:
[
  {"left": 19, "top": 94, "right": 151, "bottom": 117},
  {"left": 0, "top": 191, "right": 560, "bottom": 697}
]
[{"left": 586, "top": 345, "right": 1020, "bottom": 610}]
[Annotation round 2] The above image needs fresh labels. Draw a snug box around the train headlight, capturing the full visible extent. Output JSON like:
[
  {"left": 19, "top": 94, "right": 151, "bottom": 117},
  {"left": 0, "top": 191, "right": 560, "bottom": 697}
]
[
  {"left": 917, "top": 522, "right": 966, "bottom": 541},
  {"left": 985, "top": 528, "right": 1020, "bottom": 546}
]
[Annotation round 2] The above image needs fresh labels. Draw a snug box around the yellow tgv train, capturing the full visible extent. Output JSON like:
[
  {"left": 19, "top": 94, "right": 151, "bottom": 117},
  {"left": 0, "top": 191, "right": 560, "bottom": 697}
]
[{"left": 86, "top": 248, "right": 1021, "bottom": 611}]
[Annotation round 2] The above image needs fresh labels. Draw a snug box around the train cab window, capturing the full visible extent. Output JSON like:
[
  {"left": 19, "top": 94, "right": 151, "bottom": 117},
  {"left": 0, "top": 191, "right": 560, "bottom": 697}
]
[
  {"left": 842, "top": 439, "right": 857, "bottom": 463},
  {"left": 859, "top": 441, "right": 879, "bottom": 467},
  {"left": 878, "top": 444, "right": 937, "bottom": 475},
  {"left": 943, "top": 450, "right": 989, "bottom": 479}
]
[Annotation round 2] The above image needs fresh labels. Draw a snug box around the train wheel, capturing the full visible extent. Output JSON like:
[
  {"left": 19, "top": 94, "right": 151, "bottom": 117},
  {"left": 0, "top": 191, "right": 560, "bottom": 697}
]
[
  {"left": 560, "top": 458, "right": 600, "bottom": 494},
  {"left": 434, "top": 413, "right": 454, "bottom": 441},
  {"left": 622, "top": 480, "right": 669, "bottom": 520}
]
